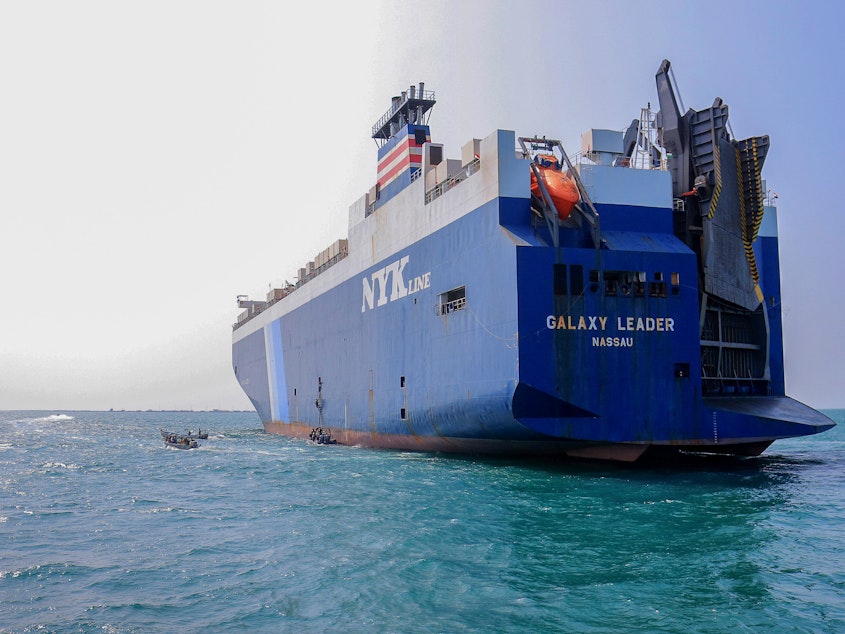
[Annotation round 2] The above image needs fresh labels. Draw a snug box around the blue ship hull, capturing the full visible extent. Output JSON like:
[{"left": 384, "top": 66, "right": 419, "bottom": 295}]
[{"left": 232, "top": 63, "right": 833, "bottom": 462}]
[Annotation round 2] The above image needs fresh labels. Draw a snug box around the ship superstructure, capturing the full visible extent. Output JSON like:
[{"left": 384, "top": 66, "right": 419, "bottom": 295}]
[{"left": 232, "top": 61, "right": 833, "bottom": 462}]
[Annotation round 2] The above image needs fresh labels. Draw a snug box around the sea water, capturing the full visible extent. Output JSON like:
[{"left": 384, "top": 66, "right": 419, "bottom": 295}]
[{"left": 1, "top": 409, "right": 844, "bottom": 633}]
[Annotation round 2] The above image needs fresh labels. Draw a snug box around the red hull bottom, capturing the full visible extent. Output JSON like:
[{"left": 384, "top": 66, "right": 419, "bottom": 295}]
[{"left": 262, "top": 420, "right": 781, "bottom": 463}]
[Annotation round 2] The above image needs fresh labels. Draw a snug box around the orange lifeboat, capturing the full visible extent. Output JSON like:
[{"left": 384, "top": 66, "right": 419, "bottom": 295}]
[{"left": 530, "top": 155, "right": 580, "bottom": 221}]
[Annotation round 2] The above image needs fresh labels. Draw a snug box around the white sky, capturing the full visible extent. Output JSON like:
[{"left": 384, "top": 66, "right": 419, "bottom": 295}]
[{"left": 2, "top": 1, "right": 843, "bottom": 410}]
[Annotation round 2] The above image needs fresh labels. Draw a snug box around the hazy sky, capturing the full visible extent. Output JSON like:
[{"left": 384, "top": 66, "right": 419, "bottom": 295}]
[{"left": 2, "top": 1, "right": 843, "bottom": 411}]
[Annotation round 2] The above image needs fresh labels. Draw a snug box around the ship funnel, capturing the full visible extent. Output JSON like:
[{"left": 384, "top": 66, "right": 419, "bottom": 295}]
[{"left": 372, "top": 82, "right": 435, "bottom": 146}]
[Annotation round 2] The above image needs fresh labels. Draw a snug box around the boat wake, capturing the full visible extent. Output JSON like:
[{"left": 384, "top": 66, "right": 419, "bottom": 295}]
[{"left": 39, "top": 414, "right": 74, "bottom": 423}]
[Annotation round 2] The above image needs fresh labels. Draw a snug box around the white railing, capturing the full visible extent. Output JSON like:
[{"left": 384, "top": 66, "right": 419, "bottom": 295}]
[
  {"left": 424, "top": 158, "right": 480, "bottom": 204},
  {"left": 435, "top": 296, "right": 466, "bottom": 316}
]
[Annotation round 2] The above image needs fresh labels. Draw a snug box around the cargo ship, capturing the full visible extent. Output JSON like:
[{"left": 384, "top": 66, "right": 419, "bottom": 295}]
[{"left": 232, "top": 60, "right": 834, "bottom": 462}]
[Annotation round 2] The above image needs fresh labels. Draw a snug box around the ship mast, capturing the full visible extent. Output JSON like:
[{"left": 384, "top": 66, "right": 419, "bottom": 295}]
[{"left": 371, "top": 83, "right": 436, "bottom": 147}]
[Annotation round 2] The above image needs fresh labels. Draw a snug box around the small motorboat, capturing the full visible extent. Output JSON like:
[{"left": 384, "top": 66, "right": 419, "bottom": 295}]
[
  {"left": 308, "top": 427, "right": 337, "bottom": 445},
  {"left": 161, "top": 430, "right": 200, "bottom": 449}
]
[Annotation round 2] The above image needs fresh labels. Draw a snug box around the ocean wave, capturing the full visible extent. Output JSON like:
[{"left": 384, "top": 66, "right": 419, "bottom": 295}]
[
  {"left": 9, "top": 413, "right": 75, "bottom": 425},
  {"left": 4, "top": 409, "right": 843, "bottom": 634},
  {"left": 42, "top": 414, "right": 74, "bottom": 422},
  {"left": 42, "top": 462, "right": 79, "bottom": 471},
  {"left": 0, "top": 563, "right": 44, "bottom": 580}
]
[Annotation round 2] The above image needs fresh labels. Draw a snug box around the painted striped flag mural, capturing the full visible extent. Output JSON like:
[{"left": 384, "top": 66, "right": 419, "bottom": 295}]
[{"left": 377, "top": 125, "right": 430, "bottom": 193}]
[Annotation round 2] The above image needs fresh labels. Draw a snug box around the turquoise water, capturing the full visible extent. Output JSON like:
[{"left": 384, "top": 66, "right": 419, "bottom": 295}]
[{"left": 1, "top": 409, "right": 844, "bottom": 633}]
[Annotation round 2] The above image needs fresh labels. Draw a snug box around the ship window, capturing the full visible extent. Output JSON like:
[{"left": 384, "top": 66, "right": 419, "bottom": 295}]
[
  {"left": 604, "top": 271, "right": 619, "bottom": 296},
  {"left": 430, "top": 145, "right": 443, "bottom": 165},
  {"left": 400, "top": 376, "right": 406, "bottom": 388},
  {"left": 605, "top": 270, "right": 646, "bottom": 297},
  {"left": 554, "top": 264, "right": 567, "bottom": 295},
  {"left": 649, "top": 272, "right": 667, "bottom": 296},
  {"left": 671, "top": 272, "right": 680, "bottom": 294},
  {"left": 570, "top": 265, "right": 584, "bottom": 296},
  {"left": 294, "top": 388, "right": 297, "bottom": 396},
  {"left": 400, "top": 408, "right": 407, "bottom": 420},
  {"left": 674, "top": 363, "right": 690, "bottom": 378},
  {"left": 437, "top": 286, "right": 466, "bottom": 315},
  {"left": 633, "top": 271, "right": 645, "bottom": 297},
  {"left": 589, "top": 269, "right": 600, "bottom": 292},
  {"left": 603, "top": 271, "right": 621, "bottom": 296}
]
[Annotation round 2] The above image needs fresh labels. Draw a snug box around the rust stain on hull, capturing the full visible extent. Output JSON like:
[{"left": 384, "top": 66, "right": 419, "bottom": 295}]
[
  {"left": 262, "top": 420, "right": 778, "bottom": 462},
  {"left": 262, "top": 420, "right": 647, "bottom": 460}
]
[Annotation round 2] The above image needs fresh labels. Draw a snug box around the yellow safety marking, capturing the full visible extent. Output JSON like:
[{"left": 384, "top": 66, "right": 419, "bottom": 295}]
[
  {"left": 736, "top": 146, "right": 760, "bottom": 285},
  {"left": 707, "top": 141, "right": 721, "bottom": 219}
]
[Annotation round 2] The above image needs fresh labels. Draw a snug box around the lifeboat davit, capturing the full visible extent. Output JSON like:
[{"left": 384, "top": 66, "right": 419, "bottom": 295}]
[{"left": 530, "top": 155, "right": 580, "bottom": 221}]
